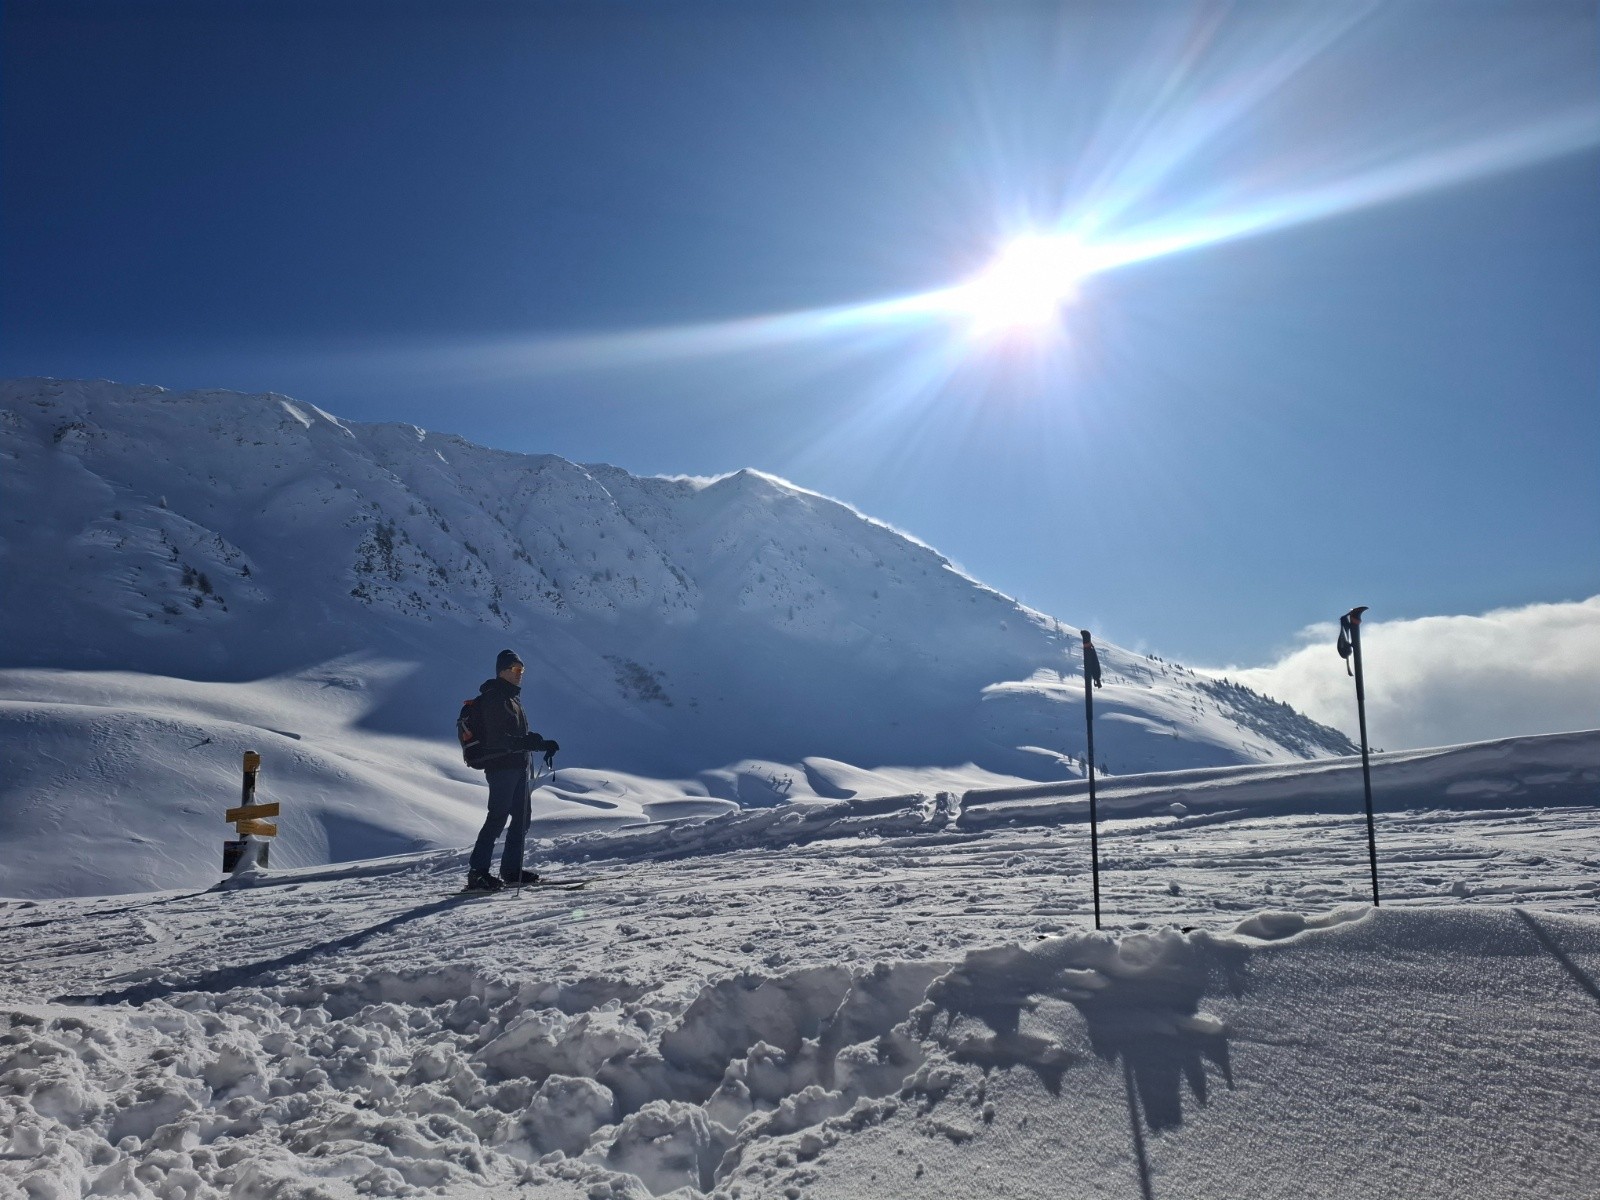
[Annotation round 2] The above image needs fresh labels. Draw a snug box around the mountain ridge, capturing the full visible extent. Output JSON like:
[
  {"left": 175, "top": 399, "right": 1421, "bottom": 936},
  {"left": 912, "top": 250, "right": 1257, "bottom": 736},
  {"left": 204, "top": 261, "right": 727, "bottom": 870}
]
[{"left": 2, "top": 375, "right": 1353, "bottom": 778}]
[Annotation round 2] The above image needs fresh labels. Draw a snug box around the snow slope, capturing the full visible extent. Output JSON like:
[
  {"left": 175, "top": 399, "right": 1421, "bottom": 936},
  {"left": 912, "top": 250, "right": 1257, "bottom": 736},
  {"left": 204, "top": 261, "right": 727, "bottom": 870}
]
[
  {"left": 4, "top": 733, "right": 1599, "bottom": 1199},
  {"left": 2, "top": 377, "right": 1358, "bottom": 896}
]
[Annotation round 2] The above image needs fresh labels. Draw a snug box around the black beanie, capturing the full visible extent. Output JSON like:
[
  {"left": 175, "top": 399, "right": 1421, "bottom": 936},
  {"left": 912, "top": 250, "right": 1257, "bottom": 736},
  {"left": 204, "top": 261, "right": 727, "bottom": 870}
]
[{"left": 496, "top": 649, "right": 524, "bottom": 673}]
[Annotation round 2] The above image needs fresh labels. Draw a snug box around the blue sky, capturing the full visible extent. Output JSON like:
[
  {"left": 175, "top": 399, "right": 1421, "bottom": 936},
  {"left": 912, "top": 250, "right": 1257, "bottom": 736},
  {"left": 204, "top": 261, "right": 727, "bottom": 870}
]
[{"left": 5, "top": 0, "right": 1597, "bottom": 666}]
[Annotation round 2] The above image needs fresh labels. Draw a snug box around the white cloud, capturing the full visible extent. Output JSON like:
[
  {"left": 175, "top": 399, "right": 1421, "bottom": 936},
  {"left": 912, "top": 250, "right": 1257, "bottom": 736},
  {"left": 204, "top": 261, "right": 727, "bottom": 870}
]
[{"left": 1212, "top": 596, "right": 1600, "bottom": 752}]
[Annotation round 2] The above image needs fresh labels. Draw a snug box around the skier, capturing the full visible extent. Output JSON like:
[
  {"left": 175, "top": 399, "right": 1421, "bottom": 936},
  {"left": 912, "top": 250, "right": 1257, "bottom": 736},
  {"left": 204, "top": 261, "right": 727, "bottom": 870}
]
[{"left": 465, "top": 648, "right": 559, "bottom": 892}]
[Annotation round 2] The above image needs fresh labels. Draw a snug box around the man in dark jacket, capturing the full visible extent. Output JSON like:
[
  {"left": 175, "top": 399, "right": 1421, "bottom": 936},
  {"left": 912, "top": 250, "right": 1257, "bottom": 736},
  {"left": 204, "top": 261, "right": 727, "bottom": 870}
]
[{"left": 466, "top": 648, "right": 559, "bottom": 892}]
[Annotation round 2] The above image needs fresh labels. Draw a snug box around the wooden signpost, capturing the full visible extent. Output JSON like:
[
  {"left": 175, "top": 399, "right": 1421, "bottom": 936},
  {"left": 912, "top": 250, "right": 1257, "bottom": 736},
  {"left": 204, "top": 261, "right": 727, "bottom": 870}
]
[
  {"left": 225, "top": 801, "right": 279, "bottom": 823},
  {"left": 223, "top": 750, "right": 278, "bottom": 873}
]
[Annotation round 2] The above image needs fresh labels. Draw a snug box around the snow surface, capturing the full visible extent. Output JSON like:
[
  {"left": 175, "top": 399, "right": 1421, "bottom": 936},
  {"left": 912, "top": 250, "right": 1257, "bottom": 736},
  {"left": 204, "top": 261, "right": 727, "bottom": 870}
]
[{"left": 4, "top": 734, "right": 1600, "bottom": 1199}]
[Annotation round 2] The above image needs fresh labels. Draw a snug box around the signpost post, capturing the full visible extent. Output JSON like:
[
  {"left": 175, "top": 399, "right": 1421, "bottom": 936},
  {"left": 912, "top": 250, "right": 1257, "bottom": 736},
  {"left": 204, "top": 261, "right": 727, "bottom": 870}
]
[{"left": 223, "top": 750, "right": 278, "bottom": 874}]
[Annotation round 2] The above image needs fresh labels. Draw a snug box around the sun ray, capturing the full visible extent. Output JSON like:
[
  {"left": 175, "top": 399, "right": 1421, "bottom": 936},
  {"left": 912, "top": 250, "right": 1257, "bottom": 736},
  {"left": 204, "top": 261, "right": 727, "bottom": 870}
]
[
  {"left": 463, "top": 101, "right": 1598, "bottom": 376},
  {"left": 1088, "top": 107, "right": 1600, "bottom": 276}
]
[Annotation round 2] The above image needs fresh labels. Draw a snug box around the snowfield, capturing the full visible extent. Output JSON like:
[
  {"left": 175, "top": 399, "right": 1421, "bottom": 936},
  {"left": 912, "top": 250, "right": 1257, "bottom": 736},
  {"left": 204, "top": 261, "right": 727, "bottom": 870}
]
[{"left": 4, "top": 732, "right": 1599, "bottom": 1199}]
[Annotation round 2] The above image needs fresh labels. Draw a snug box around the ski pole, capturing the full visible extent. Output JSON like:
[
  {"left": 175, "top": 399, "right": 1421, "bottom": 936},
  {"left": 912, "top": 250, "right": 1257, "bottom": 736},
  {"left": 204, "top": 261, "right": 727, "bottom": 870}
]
[
  {"left": 1338, "top": 606, "right": 1380, "bottom": 906},
  {"left": 1081, "top": 630, "right": 1103, "bottom": 931},
  {"left": 1347, "top": 607, "right": 1380, "bottom": 906},
  {"left": 520, "top": 755, "right": 555, "bottom": 897}
]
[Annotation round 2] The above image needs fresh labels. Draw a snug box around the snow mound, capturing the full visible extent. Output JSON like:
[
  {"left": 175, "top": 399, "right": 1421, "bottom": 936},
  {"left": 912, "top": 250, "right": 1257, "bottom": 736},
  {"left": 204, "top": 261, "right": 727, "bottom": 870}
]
[{"left": 3, "top": 921, "right": 1229, "bottom": 1198}]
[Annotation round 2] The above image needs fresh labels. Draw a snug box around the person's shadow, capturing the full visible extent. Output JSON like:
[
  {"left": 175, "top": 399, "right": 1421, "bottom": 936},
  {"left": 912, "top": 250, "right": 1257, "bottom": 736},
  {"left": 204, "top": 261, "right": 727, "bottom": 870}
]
[{"left": 55, "top": 895, "right": 473, "bottom": 1006}]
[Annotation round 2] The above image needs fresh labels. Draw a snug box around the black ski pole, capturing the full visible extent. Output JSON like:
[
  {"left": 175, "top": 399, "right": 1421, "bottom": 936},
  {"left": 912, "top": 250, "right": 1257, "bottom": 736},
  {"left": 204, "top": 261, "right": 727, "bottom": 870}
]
[
  {"left": 1081, "top": 630, "right": 1103, "bottom": 930},
  {"left": 1340, "top": 606, "right": 1380, "bottom": 906},
  {"left": 518, "top": 761, "right": 536, "bottom": 900}
]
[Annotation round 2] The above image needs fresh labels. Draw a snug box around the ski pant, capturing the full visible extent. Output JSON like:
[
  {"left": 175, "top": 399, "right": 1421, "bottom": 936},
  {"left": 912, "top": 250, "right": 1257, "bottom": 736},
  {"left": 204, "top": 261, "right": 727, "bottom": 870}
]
[{"left": 471, "top": 762, "right": 531, "bottom": 878}]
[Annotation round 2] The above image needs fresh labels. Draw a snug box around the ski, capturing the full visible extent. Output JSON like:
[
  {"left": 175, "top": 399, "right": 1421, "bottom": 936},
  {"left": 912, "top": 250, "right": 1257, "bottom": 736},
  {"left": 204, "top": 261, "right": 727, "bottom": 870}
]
[{"left": 455, "top": 878, "right": 591, "bottom": 897}]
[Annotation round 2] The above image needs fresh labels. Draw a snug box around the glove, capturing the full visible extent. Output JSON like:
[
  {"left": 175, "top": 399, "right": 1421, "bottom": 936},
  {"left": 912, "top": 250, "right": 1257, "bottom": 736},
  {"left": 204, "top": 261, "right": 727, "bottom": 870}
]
[{"left": 521, "top": 733, "right": 559, "bottom": 766}]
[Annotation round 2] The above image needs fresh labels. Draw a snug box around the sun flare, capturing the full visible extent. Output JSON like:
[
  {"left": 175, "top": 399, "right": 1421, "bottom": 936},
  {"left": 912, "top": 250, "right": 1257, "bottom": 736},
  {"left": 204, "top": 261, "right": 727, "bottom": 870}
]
[{"left": 956, "top": 234, "right": 1095, "bottom": 336}]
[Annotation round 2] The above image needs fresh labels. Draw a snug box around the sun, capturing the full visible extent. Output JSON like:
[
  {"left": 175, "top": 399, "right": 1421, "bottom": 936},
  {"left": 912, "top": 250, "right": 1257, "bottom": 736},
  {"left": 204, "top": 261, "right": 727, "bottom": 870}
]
[{"left": 956, "top": 234, "right": 1094, "bottom": 336}]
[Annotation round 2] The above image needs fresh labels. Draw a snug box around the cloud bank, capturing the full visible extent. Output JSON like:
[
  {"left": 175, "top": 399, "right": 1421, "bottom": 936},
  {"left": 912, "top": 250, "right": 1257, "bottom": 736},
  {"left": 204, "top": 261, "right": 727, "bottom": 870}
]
[{"left": 1214, "top": 596, "right": 1600, "bottom": 752}]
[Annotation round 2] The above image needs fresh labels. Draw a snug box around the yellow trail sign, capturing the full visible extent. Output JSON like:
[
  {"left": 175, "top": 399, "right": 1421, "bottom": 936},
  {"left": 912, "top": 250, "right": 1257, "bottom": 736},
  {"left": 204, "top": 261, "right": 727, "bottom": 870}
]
[
  {"left": 226, "top": 802, "right": 280, "bottom": 822},
  {"left": 235, "top": 820, "right": 278, "bottom": 837}
]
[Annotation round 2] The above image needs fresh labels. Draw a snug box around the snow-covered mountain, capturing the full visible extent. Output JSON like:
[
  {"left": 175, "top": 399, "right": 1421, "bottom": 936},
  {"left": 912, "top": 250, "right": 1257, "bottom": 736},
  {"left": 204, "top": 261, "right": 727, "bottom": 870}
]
[
  {"left": 0, "top": 378, "right": 1356, "bottom": 895},
  {"left": 1, "top": 378, "right": 1349, "bottom": 768}
]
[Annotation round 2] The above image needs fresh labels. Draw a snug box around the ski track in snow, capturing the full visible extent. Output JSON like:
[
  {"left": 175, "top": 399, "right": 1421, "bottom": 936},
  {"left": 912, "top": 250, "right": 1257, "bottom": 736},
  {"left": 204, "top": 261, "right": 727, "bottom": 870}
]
[{"left": 4, "top": 741, "right": 1600, "bottom": 1199}]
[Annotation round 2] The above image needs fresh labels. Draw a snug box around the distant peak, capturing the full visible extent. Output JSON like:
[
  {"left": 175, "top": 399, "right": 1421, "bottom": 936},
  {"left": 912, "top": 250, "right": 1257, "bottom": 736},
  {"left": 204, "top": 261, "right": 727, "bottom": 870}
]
[{"left": 697, "top": 467, "right": 813, "bottom": 498}]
